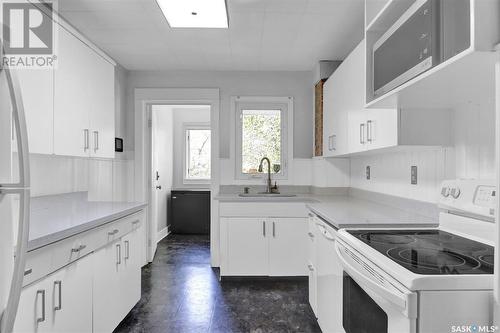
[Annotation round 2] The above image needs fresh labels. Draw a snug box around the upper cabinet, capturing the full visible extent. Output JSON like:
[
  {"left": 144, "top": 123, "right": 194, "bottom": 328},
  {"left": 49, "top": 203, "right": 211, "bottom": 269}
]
[
  {"left": 17, "top": 11, "right": 116, "bottom": 158},
  {"left": 364, "top": 0, "right": 500, "bottom": 109},
  {"left": 323, "top": 40, "right": 365, "bottom": 157},
  {"left": 54, "top": 26, "right": 115, "bottom": 158}
]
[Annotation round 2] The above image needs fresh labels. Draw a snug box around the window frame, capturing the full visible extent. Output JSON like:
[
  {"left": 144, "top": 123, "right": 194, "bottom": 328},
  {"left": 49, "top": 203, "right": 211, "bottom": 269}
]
[
  {"left": 183, "top": 122, "right": 212, "bottom": 184},
  {"left": 233, "top": 97, "right": 294, "bottom": 181}
]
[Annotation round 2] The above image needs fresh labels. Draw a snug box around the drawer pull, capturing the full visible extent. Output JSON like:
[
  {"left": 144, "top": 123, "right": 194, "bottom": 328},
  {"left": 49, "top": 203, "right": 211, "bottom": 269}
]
[
  {"left": 71, "top": 245, "right": 86, "bottom": 253},
  {"left": 36, "top": 290, "right": 46, "bottom": 323},
  {"left": 308, "top": 264, "right": 314, "bottom": 272},
  {"left": 24, "top": 268, "right": 32, "bottom": 276},
  {"left": 132, "top": 221, "right": 140, "bottom": 226},
  {"left": 54, "top": 281, "right": 62, "bottom": 311},
  {"left": 108, "top": 229, "right": 119, "bottom": 236},
  {"left": 308, "top": 232, "right": 314, "bottom": 238}
]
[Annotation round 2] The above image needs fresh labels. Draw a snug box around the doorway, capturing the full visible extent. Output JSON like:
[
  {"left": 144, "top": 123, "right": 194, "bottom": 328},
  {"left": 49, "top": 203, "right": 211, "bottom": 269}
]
[{"left": 149, "top": 104, "right": 213, "bottom": 260}]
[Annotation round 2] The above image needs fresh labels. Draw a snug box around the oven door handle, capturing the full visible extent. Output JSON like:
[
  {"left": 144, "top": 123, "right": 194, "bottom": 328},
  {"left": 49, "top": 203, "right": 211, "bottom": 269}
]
[{"left": 335, "top": 241, "right": 417, "bottom": 318}]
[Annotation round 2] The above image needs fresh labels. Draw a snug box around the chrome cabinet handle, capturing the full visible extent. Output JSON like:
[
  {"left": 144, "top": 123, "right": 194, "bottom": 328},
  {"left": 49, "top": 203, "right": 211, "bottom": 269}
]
[
  {"left": 37, "top": 290, "right": 46, "bottom": 323},
  {"left": 262, "top": 221, "right": 266, "bottom": 237},
  {"left": 125, "top": 240, "right": 130, "bottom": 260},
  {"left": 308, "top": 264, "right": 314, "bottom": 272},
  {"left": 71, "top": 244, "right": 86, "bottom": 253},
  {"left": 93, "top": 131, "right": 99, "bottom": 151},
  {"left": 360, "top": 123, "right": 365, "bottom": 144},
  {"left": 272, "top": 222, "right": 276, "bottom": 238},
  {"left": 54, "top": 281, "right": 62, "bottom": 311},
  {"left": 132, "top": 220, "right": 140, "bottom": 227},
  {"left": 84, "top": 129, "right": 89, "bottom": 151},
  {"left": 308, "top": 232, "right": 314, "bottom": 238},
  {"left": 367, "top": 120, "right": 373, "bottom": 143},
  {"left": 108, "top": 229, "right": 119, "bottom": 236},
  {"left": 308, "top": 213, "right": 314, "bottom": 217},
  {"left": 116, "top": 244, "right": 121, "bottom": 265}
]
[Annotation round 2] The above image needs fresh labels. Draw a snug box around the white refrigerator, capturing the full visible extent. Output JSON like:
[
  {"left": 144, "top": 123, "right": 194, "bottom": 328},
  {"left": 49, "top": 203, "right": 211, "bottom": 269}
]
[{"left": 0, "top": 44, "right": 31, "bottom": 332}]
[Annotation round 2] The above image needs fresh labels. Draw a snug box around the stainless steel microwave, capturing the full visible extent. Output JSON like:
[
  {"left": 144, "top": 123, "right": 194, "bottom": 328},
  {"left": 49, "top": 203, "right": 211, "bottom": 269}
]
[{"left": 373, "top": 0, "right": 470, "bottom": 97}]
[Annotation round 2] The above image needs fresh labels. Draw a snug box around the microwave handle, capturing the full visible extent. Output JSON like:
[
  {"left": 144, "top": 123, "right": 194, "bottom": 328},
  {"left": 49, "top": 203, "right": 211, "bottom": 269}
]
[{"left": 335, "top": 241, "right": 417, "bottom": 318}]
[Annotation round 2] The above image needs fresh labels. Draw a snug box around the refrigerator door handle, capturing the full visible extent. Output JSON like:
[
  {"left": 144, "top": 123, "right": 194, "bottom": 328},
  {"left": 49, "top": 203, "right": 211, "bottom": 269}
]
[{"left": 0, "top": 38, "right": 31, "bottom": 333}]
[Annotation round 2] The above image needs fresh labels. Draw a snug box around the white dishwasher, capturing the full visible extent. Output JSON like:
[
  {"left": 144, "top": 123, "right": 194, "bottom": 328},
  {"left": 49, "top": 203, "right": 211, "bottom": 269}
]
[{"left": 314, "top": 216, "right": 345, "bottom": 333}]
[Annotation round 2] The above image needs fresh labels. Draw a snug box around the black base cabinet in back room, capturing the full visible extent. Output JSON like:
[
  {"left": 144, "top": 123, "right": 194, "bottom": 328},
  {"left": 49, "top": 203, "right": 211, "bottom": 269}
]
[{"left": 171, "top": 190, "right": 210, "bottom": 235}]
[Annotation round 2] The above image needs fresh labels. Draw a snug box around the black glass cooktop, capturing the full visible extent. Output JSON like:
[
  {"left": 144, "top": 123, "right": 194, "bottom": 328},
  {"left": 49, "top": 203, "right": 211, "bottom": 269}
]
[{"left": 348, "top": 230, "right": 494, "bottom": 275}]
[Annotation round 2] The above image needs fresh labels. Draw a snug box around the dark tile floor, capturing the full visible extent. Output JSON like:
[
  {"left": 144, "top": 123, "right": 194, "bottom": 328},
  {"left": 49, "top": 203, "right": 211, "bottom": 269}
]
[{"left": 114, "top": 234, "right": 321, "bottom": 333}]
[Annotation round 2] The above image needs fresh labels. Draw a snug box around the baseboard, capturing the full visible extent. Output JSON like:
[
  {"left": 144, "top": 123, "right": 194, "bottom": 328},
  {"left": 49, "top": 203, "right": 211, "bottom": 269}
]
[{"left": 157, "top": 226, "right": 170, "bottom": 242}]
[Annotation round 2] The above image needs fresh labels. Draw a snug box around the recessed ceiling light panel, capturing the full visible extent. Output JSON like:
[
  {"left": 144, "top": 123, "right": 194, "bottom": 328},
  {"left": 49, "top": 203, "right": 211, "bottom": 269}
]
[{"left": 156, "top": 0, "right": 229, "bottom": 28}]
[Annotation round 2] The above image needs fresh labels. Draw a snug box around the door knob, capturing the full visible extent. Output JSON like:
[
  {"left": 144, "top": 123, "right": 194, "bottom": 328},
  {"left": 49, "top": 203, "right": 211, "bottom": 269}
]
[{"left": 156, "top": 185, "right": 162, "bottom": 190}]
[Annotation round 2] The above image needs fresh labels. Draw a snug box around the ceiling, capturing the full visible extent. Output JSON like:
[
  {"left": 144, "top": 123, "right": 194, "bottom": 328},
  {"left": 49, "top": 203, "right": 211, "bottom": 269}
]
[{"left": 58, "top": 0, "right": 365, "bottom": 71}]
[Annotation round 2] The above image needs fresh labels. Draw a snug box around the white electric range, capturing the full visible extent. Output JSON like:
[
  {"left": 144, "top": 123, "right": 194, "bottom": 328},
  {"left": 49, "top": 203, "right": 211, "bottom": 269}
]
[{"left": 336, "top": 180, "right": 496, "bottom": 333}]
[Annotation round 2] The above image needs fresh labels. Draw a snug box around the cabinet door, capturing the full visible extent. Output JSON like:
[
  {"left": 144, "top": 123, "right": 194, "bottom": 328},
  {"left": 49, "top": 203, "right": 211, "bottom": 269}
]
[
  {"left": 268, "top": 218, "right": 308, "bottom": 276},
  {"left": 88, "top": 50, "right": 115, "bottom": 159},
  {"left": 93, "top": 240, "right": 122, "bottom": 333},
  {"left": 308, "top": 261, "right": 318, "bottom": 317},
  {"left": 225, "top": 218, "right": 268, "bottom": 276},
  {"left": 14, "top": 279, "right": 51, "bottom": 333},
  {"left": 120, "top": 228, "right": 142, "bottom": 319},
  {"left": 53, "top": 27, "right": 90, "bottom": 157},
  {"left": 48, "top": 255, "right": 93, "bottom": 333},
  {"left": 348, "top": 110, "right": 367, "bottom": 153},
  {"left": 322, "top": 79, "right": 337, "bottom": 156},
  {"left": 17, "top": 69, "right": 54, "bottom": 154},
  {"left": 364, "top": 108, "right": 398, "bottom": 151}
]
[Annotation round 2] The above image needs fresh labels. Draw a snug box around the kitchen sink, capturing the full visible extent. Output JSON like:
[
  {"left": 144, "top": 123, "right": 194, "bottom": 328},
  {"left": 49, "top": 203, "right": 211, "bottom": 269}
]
[{"left": 238, "top": 193, "right": 298, "bottom": 198}]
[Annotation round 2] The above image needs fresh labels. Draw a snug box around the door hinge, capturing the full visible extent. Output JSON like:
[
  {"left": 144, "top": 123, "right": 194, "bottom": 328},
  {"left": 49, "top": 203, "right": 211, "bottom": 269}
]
[{"left": 148, "top": 119, "right": 152, "bottom": 128}]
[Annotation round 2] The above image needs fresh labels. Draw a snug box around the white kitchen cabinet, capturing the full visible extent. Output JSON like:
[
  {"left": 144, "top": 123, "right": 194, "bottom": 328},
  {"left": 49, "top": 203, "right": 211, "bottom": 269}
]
[
  {"left": 17, "top": 69, "right": 54, "bottom": 154},
  {"left": 93, "top": 239, "right": 123, "bottom": 333},
  {"left": 307, "top": 214, "right": 318, "bottom": 316},
  {"left": 221, "top": 217, "right": 308, "bottom": 277},
  {"left": 88, "top": 49, "right": 115, "bottom": 159},
  {"left": 323, "top": 40, "right": 365, "bottom": 157},
  {"left": 268, "top": 218, "right": 308, "bottom": 276},
  {"left": 53, "top": 27, "right": 91, "bottom": 158},
  {"left": 54, "top": 26, "right": 115, "bottom": 158},
  {"left": 120, "top": 225, "right": 142, "bottom": 318},
  {"left": 223, "top": 218, "right": 269, "bottom": 276},
  {"left": 14, "top": 254, "right": 93, "bottom": 333},
  {"left": 347, "top": 108, "right": 451, "bottom": 155}
]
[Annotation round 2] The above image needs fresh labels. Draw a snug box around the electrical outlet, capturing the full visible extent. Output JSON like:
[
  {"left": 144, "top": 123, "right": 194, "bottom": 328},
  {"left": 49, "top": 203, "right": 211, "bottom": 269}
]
[
  {"left": 366, "top": 166, "right": 371, "bottom": 180},
  {"left": 411, "top": 166, "right": 418, "bottom": 185}
]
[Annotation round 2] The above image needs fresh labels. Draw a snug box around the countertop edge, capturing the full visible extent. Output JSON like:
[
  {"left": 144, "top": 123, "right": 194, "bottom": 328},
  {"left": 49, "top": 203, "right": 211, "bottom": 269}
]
[{"left": 28, "top": 203, "right": 147, "bottom": 252}]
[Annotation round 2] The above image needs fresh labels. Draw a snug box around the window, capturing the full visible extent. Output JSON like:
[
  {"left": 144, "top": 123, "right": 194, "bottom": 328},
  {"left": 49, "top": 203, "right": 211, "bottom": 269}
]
[
  {"left": 184, "top": 125, "right": 211, "bottom": 182},
  {"left": 234, "top": 98, "right": 292, "bottom": 180}
]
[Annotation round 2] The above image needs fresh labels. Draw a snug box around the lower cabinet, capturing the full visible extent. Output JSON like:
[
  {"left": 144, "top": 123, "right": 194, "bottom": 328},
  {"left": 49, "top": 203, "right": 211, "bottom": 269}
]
[
  {"left": 14, "top": 253, "right": 93, "bottom": 333},
  {"left": 221, "top": 217, "right": 308, "bottom": 276},
  {"left": 14, "top": 217, "right": 144, "bottom": 333}
]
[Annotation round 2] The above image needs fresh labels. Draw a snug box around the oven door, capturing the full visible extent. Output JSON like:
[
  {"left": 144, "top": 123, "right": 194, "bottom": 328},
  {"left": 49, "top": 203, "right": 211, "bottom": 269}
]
[{"left": 335, "top": 239, "right": 418, "bottom": 333}]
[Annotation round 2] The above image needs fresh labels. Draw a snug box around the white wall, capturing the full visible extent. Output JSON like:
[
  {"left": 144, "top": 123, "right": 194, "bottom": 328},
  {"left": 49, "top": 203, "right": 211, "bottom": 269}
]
[
  {"left": 152, "top": 106, "right": 174, "bottom": 232},
  {"left": 125, "top": 70, "right": 314, "bottom": 159},
  {"left": 172, "top": 106, "right": 211, "bottom": 189},
  {"left": 349, "top": 102, "right": 496, "bottom": 203}
]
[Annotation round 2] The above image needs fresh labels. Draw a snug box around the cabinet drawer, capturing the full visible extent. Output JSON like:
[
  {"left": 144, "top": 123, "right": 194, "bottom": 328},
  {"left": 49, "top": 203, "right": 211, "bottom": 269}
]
[
  {"left": 220, "top": 203, "right": 308, "bottom": 217},
  {"left": 23, "top": 247, "right": 53, "bottom": 287}
]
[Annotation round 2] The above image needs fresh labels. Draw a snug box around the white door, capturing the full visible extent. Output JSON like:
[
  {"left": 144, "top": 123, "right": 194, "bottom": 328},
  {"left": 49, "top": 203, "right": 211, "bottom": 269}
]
[
  {"left": 17, "top": 69, "right": 54, "bottom": 154},
  {"left": 53, "top": 27, "right": 90, "bottom": 157},
  {"left": 268, "top": 218, "right": 308, "bottom": 276},
  {"left": 225, "top": 218, "right": 268, "bottom": 276},
  {"left": 364, "top": 108, "right": 398, "bottom": 151},
  {"left": 149, "top": 107, "right": 159, "bottom": 261},
  {"left": 88, "top": 50, "right": 115, "bottom": 159},
  {"left": 13, "top": 279, "right": 51, "bottom": 333},
  {"left": 48, "top": 255, "right": 93, "bottom": 333},
  {"left": 348, "top": 110, "right": 367, "bottom": 153},
  {"left": 93, "top": 240, "right": 122, "bottom": 333}
]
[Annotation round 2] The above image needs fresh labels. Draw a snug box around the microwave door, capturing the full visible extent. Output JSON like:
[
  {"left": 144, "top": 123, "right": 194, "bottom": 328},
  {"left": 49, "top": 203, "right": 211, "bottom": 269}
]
[{"left": 0, "top": 41, "right": 31, "bottom": 333}]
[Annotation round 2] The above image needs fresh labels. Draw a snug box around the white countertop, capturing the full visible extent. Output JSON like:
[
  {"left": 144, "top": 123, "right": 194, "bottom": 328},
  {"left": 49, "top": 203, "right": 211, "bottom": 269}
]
[
  {"left": 29, "top": 192, "right": 147, "bottom": 251},
  {"left": 215, "top": 193, "right": 438, "bottom": 229}
]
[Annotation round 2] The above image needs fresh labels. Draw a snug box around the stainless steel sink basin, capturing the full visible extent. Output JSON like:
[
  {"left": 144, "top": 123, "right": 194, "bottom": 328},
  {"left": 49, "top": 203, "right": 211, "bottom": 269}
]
[{"left": 238, "top": 193, "right": 298, "bottom": 198}]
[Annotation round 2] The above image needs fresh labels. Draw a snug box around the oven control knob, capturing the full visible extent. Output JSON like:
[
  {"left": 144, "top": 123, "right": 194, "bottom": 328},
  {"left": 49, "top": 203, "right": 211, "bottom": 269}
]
[
  {"left": 451, "top": 187, "right": 461, "bottom": 199},
  {"left": 441, "top": 187, "right": 450, "bottom": 197}
]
